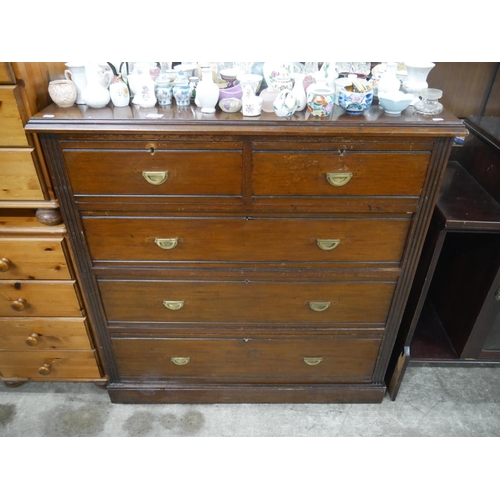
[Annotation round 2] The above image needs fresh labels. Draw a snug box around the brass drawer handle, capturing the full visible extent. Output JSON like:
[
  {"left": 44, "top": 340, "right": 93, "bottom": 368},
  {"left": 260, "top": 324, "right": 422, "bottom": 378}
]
[
  {"left": 304, "top": 357, "right": 323, "bottom": 366},
  {"left": 163, "top": 300, "right": 184, "bottom": 310},
  {"left": 309, "top": 301, "right": 331, "bottom": 312},
  {"left": 11, "top": 298, "right": 27, "bottom": 312},
  {"left": 317, "top": 239, "right": 340, "bottom": 251},
  {"left": 38, "top": 362, "right": 52, "bottom": 376},
  {"left": 142, "top": 171, "right": 168, "bottom": 185},
  {"left": 0, "top": 257, "right": 11, "bottom": 272},
  {"left": 326, "top": 172, "right": 353, "bottom": 187},
  {"left": 155, "top": 237, "right": 178, "bottom": 250},
  {"left": 171, "top": 357, "right": 190, "bottom": 365},
  {"left": 25, "top": 333, "right": 40, "bottom": 347}
]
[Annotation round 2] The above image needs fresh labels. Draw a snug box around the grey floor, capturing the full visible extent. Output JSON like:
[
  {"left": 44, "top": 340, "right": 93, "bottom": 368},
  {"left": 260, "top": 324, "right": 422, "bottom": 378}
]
[{"left": 1, "top": 365, "right": 500, "bottom": 437}]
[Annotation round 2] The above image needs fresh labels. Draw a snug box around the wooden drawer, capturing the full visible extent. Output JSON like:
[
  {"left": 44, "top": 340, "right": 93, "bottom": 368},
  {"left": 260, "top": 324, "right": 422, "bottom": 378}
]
[
  {"left": 0, "top": 350, "right": 101, "bottom": 380},
  {"left": 99, "top": 279, "right": 396, "bottom": 324},
  {"left": 0, "top": 280, "right": 82, "bottom": 317},
  {"left": 63, "top": 150, "right": 243, "bottom": 196},
  {"left": 83, "top": 216, "right": 411, "bottom": 264},
  {"left": 252, "top": 151, "right": 430, "bottom": 197},
  {"left": 0, "top": 149, "right": 43, "bottom": 200},
  {"left": 0, "top": 237, "right": 71, "bottom": 280},
  {"left": 113, "top": 337, "right": 381, "bottom": 383},
  {"left": 0, "top": 86, "right": 29, "bottom": 147},
  {"left": 0, "top": 317, "right": 92, "bottom": 350}
]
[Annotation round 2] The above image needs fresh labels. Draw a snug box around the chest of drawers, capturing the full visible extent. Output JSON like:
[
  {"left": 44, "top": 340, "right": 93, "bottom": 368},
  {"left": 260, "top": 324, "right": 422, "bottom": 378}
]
[
  {"left": 0, "top": 63, "right": 104, "bottom": 385},
  {"left": 27, "top": 104, "right": 466, "bottom": 403}
]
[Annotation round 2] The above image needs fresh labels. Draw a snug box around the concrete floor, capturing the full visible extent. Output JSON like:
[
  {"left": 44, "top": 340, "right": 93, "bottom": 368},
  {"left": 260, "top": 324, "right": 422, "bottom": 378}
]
[{"left": 1, "top": 365, "right": 500, "bottom": 437}]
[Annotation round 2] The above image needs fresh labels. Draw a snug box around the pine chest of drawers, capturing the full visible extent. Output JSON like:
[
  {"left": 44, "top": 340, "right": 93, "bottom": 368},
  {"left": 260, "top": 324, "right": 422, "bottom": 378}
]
[{"left": 27, "top": 104, "right": 466, "bottom": 403}]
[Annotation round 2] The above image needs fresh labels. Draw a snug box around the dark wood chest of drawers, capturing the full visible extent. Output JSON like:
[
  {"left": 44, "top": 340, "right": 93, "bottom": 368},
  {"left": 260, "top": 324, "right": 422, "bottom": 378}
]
[{"left": 27, "top": 104, "right": 466, "bottom": 403}]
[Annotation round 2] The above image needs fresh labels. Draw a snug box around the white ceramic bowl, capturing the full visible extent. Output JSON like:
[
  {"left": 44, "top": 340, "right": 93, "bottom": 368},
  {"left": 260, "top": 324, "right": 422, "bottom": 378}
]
[{"left": 378, "top": 91, "right": 414, "bottom": 115}]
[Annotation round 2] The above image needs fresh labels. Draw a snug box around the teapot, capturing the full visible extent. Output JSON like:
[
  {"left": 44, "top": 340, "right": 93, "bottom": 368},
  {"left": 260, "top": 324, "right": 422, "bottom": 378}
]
[{"left": 81, "top": 62, "right": 113, "bottom": 108}]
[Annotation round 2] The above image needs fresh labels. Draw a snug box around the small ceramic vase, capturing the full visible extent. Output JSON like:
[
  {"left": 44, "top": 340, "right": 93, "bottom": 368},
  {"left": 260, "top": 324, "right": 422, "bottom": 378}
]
[
  {"left": 173, "top": 71, "right": 191, "bottom": 107},
  {"left": 241, "top": 84, "right": 262, "bottom": 116},
  {"left": 136, "top": 74, "right": 157, "bottom": 108},
  {"left": 403, "top": 62, "right": 435, "bottom": 104},
  {"left": 196, "top": 66, "right": 220, "bottom": 113},
  {"left": 155, "top": 72, "right": 173, "bottom": 106},
  {"left": 48, "top": 79, "right": 77, "bottom": 107},
  {"left": 109, "top": 76, "right": 130, "bottom": 107},
  {"left": 307, "top": 86, "right": 335, "bottom": 117},
  {"left": 273, "top": 90, "right": 298, "bottom": 117},
  {"left": 290, "top": 73, "right": 307, "bottom": 111},
  {"left": 377, "top": 62, "right": 401, "bottom": 96}
]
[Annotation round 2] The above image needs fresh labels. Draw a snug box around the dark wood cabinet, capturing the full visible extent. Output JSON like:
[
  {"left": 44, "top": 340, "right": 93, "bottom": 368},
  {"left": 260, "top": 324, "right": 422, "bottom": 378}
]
[
  {"left": 387, "top": 116, "right": 500, "bottom": 399},
  {"left": 27, "top": 103, "right": 465, "bottom": 403}
]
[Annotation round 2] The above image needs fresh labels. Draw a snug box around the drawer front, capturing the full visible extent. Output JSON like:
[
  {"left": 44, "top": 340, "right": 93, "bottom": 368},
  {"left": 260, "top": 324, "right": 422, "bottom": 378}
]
[
  {"left": 99, "top": 279, "right": 396, "bottom": 324},
  {"left": 252, "top": 151, "right": 430, "bottom": 197},
  {"left": 0, "top": 317, "right": 92, "bottom": 350},
  {"left": 0, "top": 237, "right": 71, "bottom": 280},
  {"left": 0, "top": 280, "right": 82, "bottom": 317},
  {"left": 0, "top": 86, "right": 29, "bottom": 147},
  {"left": 63, "top": 150, "right": 243, "bottom": 196},
  {"left": 0, "top": 350, "right": 101, "bottom": 379},
  {"left": 113, "top": 337, "right": 381, "bottom": 383},
  {"left": 83, "top": 216, "right": 411, "bottom": 264},
  {"left": 0, "top": 149, "right": 43, "bottom": 200}
]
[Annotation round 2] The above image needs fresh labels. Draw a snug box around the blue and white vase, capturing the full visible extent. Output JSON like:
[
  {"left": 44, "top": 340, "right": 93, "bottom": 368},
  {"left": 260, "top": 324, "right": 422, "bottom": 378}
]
[
  {"left": 155, "top": 72, "right": 173, "bottom": 106},
  {"left": 173, "top": 71, "right": 191, "bottom": 106}
]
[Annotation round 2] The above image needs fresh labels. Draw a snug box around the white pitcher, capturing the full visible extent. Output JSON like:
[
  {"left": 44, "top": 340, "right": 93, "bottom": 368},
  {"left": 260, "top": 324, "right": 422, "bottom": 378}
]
[{"left": 81, "top": 62, "right": 113, "bottom": 108}]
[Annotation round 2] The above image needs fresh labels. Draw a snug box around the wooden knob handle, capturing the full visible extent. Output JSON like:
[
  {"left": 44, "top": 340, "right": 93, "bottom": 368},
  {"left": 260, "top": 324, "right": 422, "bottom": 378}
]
[
  {"left": 0, "top": 257, "right": 11, "bottom": 272},
  {"left": 11, "top": 298, "right": 27, "bottom": 311},
  {"left": 38, "top": 363, "right": 52, "bottom": 376},
  {"left": 25, "top": 333, "right": 40, "bottom": 347}
]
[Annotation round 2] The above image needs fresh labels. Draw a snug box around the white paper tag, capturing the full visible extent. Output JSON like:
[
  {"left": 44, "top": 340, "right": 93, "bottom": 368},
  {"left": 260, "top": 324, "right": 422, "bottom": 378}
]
[
  {"left": 43, "top": 114, "right": 55, "bottom": 118},
  {"left": 146, "top": 113, "right": 164, "bottom": 119},
  {"left": 433, "top": 118, "right": 444, "bottom": 121}
]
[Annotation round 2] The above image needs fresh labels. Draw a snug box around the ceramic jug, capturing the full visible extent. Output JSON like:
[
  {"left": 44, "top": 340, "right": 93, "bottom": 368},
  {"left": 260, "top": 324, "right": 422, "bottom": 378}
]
[
  {"left": 81, "top": 63, "right": 112, "bottom": 108},
  {"left": 64, "top": 62, "right": 87, "bottom": 104}
]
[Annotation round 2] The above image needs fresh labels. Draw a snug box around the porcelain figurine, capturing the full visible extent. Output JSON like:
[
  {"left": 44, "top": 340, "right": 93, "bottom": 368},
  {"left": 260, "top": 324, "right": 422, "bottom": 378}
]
[
  {"left": 173, "top": 71, "right": 191, "bottom": 106},
  {"left": 195, "top": 66, "right": 220, "bottom": 113},
  {"left": 273, "top": 90, "right": 298, "bottom": 117}
]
